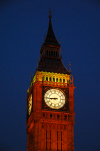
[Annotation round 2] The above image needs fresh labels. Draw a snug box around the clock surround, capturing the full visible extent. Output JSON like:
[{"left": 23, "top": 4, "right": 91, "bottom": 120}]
[
  {"left": 42, "top": 86, "right": 69, "bottom": 111},
  {"left": 44, "top": 88, "right": 66, "bottom": 109}
]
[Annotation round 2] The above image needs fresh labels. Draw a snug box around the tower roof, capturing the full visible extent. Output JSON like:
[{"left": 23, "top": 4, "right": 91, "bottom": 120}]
[
  {"left": 37, "top": 11, "right": 70, "bottom": 75},
  {"left": 37, "top": 57, "right": 70, "bottom": 74},
  {"left": 43, "top": 15, "right": 60, "bottom": 47}
]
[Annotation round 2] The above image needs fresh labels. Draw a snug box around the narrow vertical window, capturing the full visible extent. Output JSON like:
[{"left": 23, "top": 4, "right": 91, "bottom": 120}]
[
  {"left": 61, "top": 131, "right": 62, "bottom": 151},
  {"left": 50, "top": 114, "right": 52, "bottom": 118},
  {"left": 46, "top": 130, "right": 47, "bottom": 140},
  {"left": 61, "top": 142, "right": 62, "bottom": 151},
  {"left": 50, "top": 130, "right": 51, "bottom": 150},
  {"left": 46, "top": 141, "right": 47, "bottom": 150},
  {"left": 65, "top": 115, "right": 67, "bottom": 119},
  {"left": 50, "top": 141, "right": 51, "bottom": 150},
  {"left": 43, "top": 113, "right": 45, "bottom": 117},
  {"left": 61, "top": 131, "right": 62, "bottom": 141},
  {"left": 46, "top": 130, "right": 47, "bottom": 150},
  {"left": 57, "top": 115, "right": 59, "bottom": 118},
  {"left": 57, "top": 131, "right": 58, "bottom": 141},
  {"left": 57, "top": 131, "right": 58, "bottom": 151},
  {"left": 57, "top": 142, "right": 58, "bottom": 151}
]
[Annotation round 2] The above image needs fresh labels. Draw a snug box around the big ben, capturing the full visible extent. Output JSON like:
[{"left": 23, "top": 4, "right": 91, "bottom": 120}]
[{"left": 26, "top": 10, "right": 75, "bottom": 151}]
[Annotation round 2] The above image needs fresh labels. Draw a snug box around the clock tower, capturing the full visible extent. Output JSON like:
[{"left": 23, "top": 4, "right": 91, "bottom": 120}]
[{"left": 26, "top": 11, "right": 75, "bottom": 151}]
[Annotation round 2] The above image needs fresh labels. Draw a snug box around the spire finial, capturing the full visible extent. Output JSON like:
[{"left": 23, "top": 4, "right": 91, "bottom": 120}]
[
  {"left": 59, "top": 35, "right": 61, "bottom": 44},
  {"left": 69, "top": 62, "right": 71, "bottom": 73},
  {"left": 31, "top": 73, "right": 33, "bottom": 81},
  {"left": 48, "top": 7, "right": 52, "bottom": 18}
]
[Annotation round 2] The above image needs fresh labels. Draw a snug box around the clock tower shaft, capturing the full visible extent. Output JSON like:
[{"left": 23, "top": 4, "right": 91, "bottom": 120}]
[{"left": 26, "top": 12, "right": 75, "bottom": 151}]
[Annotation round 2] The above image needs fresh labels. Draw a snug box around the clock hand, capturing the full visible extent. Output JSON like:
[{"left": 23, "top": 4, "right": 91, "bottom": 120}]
[
  {"left": 50, "top": 98, "right": 58, "bottom": 100},
  {"left": 44, "top": 97, "right": 58, "bottom": 99}
]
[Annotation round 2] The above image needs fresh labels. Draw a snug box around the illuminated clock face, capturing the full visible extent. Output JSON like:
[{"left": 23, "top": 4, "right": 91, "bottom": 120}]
[
  {"left": 44, "top": 89, "right": 65, "bottom": 109},
  {"left": 28, "top": 94, "right": 32, "bottom": 115}
]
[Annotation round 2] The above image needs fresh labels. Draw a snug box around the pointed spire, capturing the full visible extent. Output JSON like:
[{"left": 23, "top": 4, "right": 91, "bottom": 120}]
[
  {"left": 48, "top": 7, "right": 52, "bottom": 19},
  {"left": 43, "top": 8, "right": 60, "bottom": 47}
]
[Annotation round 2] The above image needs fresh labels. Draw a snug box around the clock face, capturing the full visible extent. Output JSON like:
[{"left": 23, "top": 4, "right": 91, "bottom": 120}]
[
  {"left": 44, "top": 89, "right": 65, "bottom": 109},
  {"left": 28, "top": 94, "right": 32, "bottom": 115}
]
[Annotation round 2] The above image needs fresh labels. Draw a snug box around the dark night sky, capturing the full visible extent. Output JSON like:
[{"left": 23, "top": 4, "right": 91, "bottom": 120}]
[{"left": 0, "top": 0, "right": 100, "bottom": 151}]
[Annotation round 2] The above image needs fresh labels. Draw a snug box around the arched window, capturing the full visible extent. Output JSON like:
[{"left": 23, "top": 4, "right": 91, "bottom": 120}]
[
  {"left": 56, "top": 78, "right": 58, "bottom": 82},
  {"left": 49, "top": 77, "right": 51, "bottom": 81},
  {"left": 53, "top": 77, "right": 55, "bottom": 82}
]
